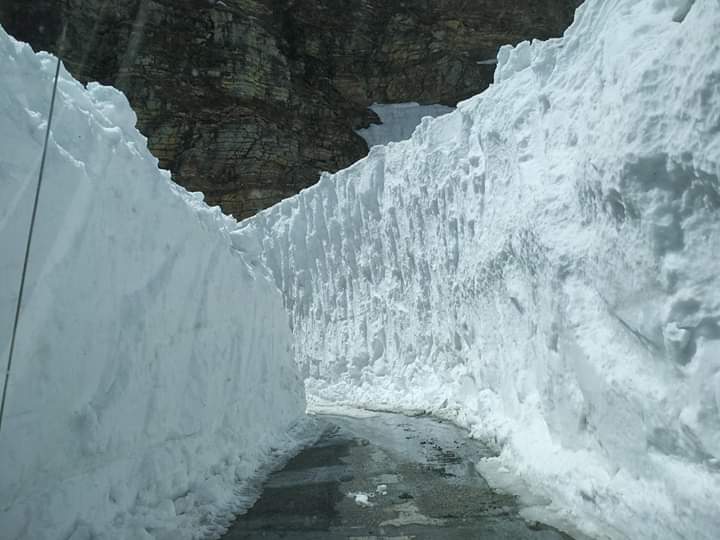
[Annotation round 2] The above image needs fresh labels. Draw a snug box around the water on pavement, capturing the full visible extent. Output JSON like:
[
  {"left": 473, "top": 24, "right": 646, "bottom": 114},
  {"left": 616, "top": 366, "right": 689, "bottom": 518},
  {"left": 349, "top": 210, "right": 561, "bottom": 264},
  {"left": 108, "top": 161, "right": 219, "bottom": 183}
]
[{"left": 222, "top": 410, "right": 574, "bottom": 540}]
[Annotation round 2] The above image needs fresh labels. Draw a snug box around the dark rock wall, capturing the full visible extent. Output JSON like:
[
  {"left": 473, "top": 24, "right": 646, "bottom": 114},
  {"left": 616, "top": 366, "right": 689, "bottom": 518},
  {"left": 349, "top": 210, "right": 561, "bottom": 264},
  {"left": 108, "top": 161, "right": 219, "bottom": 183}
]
[{"left": 0, "top": 0, "right": 578, "bottom": 219}]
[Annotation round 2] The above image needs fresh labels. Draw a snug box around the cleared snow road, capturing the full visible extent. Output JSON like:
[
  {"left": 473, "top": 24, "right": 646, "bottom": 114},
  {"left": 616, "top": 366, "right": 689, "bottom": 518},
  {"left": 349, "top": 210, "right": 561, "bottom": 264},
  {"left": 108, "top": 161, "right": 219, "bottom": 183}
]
[{"left": 222, "top": 411, "right": 573, "bottom": 539}]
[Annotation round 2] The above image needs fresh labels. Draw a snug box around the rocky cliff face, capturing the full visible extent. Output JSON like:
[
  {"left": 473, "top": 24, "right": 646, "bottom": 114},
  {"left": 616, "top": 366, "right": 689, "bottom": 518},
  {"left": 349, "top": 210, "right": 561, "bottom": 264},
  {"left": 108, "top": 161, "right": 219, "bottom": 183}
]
[{"left": 0, "top": 0, "right": 578, "bottom": 219}]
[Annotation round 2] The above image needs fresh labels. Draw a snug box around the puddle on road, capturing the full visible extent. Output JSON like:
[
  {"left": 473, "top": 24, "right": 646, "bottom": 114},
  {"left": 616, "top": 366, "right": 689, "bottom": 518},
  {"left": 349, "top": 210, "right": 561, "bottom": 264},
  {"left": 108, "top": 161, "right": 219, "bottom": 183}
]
[{"left": 222, "top": 411, "right": 575, "bottom": 540}]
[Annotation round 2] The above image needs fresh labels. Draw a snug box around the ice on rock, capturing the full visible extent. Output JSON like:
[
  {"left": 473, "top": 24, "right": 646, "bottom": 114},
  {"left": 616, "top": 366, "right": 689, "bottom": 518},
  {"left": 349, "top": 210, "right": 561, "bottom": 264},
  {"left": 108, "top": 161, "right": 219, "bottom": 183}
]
[
  {"left": 0, "top": 27, "right": 305, "bottom": 540},
  {"left": 234, "top": 0, "right": 720, "bottom": 538},
  {"left": 356, "top": 102, "right": 454, "bottom": 148}
]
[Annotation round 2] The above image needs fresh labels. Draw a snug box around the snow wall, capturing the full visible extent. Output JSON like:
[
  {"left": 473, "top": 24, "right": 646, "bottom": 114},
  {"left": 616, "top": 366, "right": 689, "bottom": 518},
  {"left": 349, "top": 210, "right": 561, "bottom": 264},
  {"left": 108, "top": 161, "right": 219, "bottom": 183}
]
[
  {"left": 0, "top": 29, "right": 305, "bottom": 540},
  {"left": 234, "top": 0, "right": 720, "bottom": 538}
]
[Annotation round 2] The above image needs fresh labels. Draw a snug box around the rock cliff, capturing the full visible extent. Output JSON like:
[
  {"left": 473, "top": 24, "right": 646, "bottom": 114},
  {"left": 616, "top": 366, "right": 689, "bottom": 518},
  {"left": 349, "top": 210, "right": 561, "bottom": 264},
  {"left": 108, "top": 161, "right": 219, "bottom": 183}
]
[{"left": 0, "top": 0, "right": 577, "bottom": 218}]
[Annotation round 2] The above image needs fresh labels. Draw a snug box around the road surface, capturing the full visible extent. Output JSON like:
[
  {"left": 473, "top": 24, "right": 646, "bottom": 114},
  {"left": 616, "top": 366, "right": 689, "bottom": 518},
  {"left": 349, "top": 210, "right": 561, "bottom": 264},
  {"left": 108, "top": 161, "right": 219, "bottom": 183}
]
[{"left": 222, "top": 410, "right": 573, "bottom": 540}]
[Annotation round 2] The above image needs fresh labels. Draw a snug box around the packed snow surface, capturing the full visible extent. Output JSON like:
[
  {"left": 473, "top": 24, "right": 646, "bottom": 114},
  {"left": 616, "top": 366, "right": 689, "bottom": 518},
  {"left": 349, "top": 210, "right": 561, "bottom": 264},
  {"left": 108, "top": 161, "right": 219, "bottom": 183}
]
[
  {"left": 234, "top": 0, "right": 720, "bottom": 538},
  {"left": 0, "top": 28, "right": 306, "bottom": 540},
  {"left": 356, "top": 102, "right": 454, "bottom": 148}
]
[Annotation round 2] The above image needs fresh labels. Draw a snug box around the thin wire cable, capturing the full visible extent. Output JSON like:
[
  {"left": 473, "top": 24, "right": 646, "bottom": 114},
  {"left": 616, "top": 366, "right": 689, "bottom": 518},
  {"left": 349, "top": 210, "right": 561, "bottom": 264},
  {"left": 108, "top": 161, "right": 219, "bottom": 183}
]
[{"left": 0, "top": 56, "right": 63, "bottom": 435}]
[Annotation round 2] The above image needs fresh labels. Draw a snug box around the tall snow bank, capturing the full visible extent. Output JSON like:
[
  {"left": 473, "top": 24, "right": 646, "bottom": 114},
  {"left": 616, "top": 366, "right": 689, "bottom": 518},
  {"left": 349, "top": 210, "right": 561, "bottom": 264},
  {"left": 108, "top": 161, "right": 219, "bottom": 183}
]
[
  {"left": 0, "top": 28, "right": 305, "bottom": 540},
  {"left": 234, "top": 0, "right": 720, "bottom": 537}
]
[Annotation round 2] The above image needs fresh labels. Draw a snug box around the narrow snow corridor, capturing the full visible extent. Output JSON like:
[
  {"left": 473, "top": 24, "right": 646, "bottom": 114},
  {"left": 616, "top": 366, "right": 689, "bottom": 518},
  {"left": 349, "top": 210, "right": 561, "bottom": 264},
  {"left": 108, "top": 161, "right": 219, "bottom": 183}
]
[
  {"left": 1, "top": 0, "right": 720, "bottom": 538},
  {"left": 222, "top": 410, "right": 574, "bottom": 540}
]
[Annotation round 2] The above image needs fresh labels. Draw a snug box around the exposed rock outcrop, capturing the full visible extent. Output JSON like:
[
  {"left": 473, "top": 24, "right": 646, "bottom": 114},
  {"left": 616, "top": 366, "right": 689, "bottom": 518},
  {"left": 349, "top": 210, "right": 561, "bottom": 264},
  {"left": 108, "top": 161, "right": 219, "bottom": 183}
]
[{"left": 0, "top": 0, "right": 578, "bottom": 218}]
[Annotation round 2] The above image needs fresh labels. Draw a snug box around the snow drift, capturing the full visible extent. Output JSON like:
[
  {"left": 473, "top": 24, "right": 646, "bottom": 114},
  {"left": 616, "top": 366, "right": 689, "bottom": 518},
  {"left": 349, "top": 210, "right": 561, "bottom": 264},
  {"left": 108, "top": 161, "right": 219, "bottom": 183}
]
[
  {"left": 0, "top": 29, "right": 305, "bottom": 539},
  {"left": 234, "top": 0, "right": 720, "bottom": 538}
]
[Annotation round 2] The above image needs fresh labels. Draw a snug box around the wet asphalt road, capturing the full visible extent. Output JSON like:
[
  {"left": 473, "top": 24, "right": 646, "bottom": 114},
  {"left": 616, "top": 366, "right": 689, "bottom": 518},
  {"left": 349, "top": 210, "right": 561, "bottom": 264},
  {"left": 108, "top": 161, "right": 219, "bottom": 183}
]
[{"left": 222, "top": 411, "right": 573, "bottom": 540}]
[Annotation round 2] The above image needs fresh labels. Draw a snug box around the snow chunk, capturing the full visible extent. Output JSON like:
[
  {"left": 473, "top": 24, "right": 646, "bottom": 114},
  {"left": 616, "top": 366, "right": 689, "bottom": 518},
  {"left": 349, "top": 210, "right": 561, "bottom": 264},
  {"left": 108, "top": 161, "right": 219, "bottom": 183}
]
[{"left": 348, "top": 491, "right": 374, "bottom": 507}]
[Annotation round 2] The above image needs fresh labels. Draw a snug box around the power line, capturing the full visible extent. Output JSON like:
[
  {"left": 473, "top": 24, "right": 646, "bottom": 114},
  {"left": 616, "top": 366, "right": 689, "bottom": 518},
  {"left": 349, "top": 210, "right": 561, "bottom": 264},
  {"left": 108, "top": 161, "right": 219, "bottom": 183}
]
[{"left": 0, "top": 56, "right": 63, "bottom": 435}]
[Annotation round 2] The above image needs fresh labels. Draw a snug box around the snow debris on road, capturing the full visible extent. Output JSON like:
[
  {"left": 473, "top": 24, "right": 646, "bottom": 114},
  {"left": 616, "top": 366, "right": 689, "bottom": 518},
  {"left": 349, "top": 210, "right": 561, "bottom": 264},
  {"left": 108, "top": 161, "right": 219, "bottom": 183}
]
[{"left": 348, "top": 491, "right": 374, "bottom": 507}]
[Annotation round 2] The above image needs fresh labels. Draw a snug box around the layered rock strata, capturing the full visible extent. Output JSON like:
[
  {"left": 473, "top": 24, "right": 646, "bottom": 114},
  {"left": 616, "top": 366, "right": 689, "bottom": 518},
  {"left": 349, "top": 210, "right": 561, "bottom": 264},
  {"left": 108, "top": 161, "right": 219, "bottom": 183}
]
[{"left": 0, "top": 0, "right": 577, "bottom": 218}]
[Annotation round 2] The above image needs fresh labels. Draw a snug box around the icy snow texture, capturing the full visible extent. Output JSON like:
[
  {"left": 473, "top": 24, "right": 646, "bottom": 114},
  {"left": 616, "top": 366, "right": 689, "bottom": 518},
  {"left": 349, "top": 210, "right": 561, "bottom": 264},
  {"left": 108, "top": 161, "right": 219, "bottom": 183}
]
[
  {"left": 0, "top": 29, "right": 305, "bottom": 540},
  {"left": 356, "top": 102, "right": 454, "bottom": 148},
  {"left": 234, "top": 0, "right": 720, "bottom": 538}
]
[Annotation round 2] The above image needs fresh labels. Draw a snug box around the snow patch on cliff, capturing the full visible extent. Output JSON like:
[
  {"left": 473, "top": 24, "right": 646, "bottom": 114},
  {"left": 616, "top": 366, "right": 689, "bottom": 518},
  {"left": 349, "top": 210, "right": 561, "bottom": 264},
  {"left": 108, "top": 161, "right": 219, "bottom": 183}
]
[
  {"left": 356, "top": 102, "right": 454, "bottom": 148},
  {"left": 234, "top": 0, "right": 720, "bottom": 537},
  {"left": 0, "top": 28, "right": 306, "bottom": 540}
]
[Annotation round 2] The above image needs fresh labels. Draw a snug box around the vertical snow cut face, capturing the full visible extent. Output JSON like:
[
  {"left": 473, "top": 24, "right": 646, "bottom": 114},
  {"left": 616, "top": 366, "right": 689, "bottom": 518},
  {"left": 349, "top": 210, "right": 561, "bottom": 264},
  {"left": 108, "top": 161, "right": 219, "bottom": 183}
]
[
  {"left": 234, "top": 0, "right": 720, "bottom": 538},
  {"left": 0, "top": 28, "right": 305, "bottom": 540}
]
